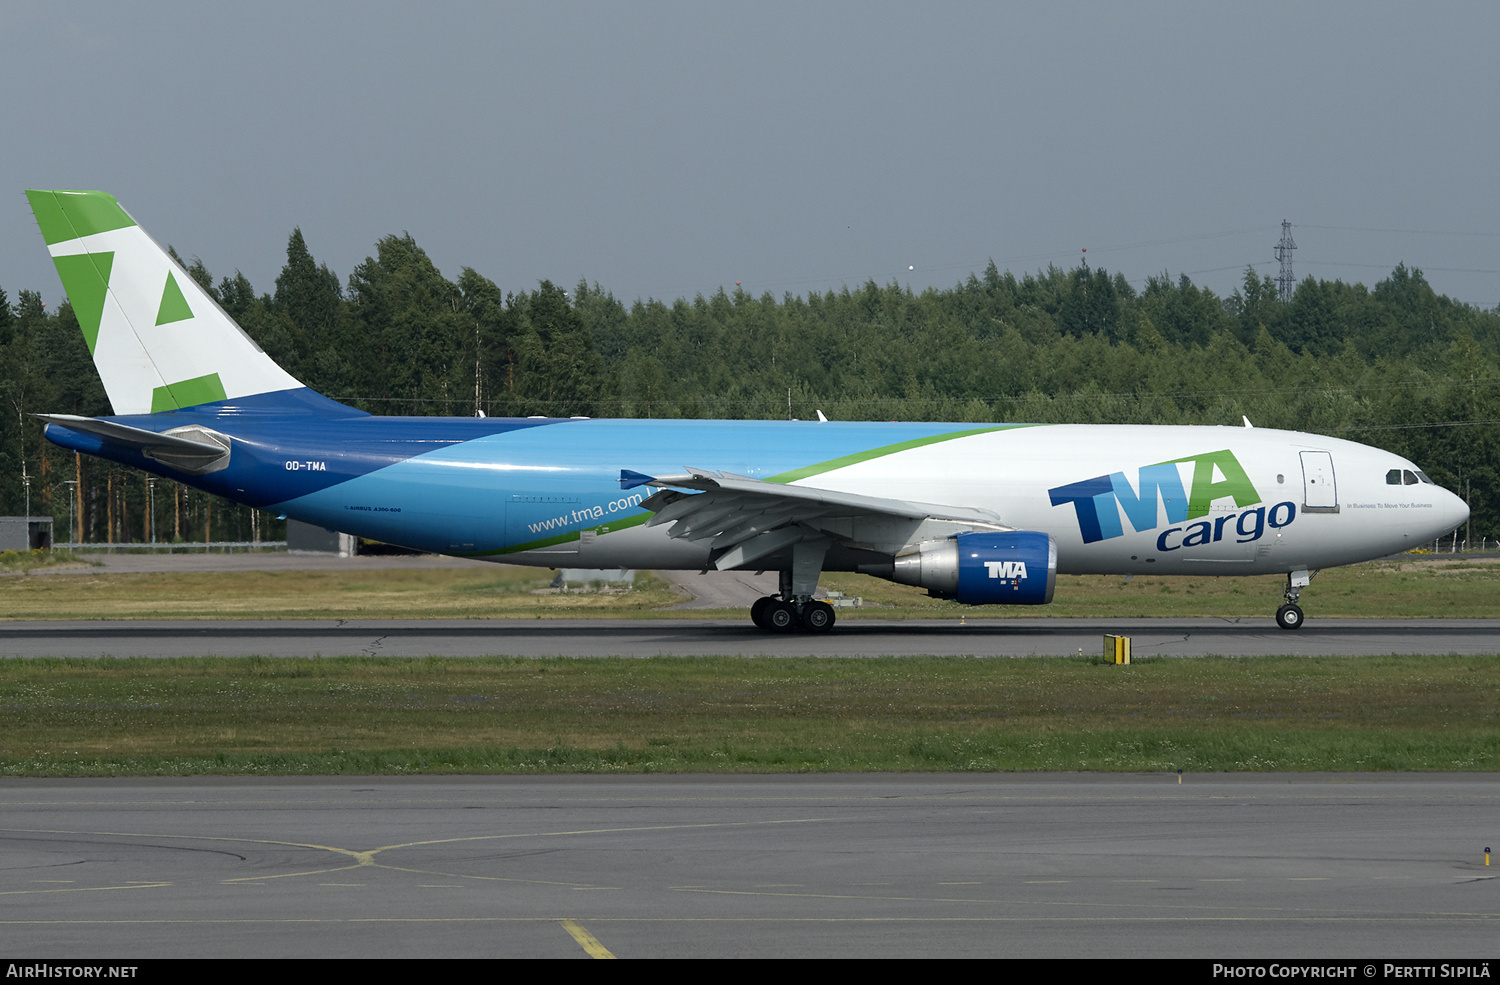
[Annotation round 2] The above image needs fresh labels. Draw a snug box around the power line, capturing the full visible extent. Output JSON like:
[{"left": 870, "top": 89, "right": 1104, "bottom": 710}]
[
  {"left": 333, "top": 376, "right": 1500, "bottom": 410},
  {"left": 1299, "top": 224, "right": 1500, "bottom": 239},
  {"left": 1300, "top": 260, "right": 1500, "bottom": 275},
  {"left": 1337, "top": 419, "right": 1500, "bottom": 432},
  {"left": 619, "top": 226, "right": 1280, "bottom": 303}
]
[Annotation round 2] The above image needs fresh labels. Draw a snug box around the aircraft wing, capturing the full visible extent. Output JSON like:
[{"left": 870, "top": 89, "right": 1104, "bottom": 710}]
[{"left": 623, "top": 467, "right": 1009, "bottom": 570}]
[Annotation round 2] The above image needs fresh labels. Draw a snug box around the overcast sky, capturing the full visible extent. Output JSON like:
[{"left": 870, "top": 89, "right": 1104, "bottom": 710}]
[{"left": 4, "top": 1, "right": 1498, "bottom": 313}]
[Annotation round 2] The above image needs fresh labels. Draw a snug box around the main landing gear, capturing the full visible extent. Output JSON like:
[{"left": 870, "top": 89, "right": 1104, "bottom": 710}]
[
  {"left": 1275, "top": 568, "right": 1313, "bottom": 630},
  {"left": 751, "top": 595, "right": 836, "bottom": 633},
  {"left": 747, "top": 545, "right": 836, "bottom": 633}
]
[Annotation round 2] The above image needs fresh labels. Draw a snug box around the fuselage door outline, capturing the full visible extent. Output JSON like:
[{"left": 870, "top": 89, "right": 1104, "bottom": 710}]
[{"left": 1300, "top": 450, "right": 1339, "bottom": 513}]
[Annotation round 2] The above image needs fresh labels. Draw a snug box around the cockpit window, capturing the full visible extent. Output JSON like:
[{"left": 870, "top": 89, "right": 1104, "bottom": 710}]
[
  {"left": 1415, "top": 470, "right": 1434, "bottom": 484},
  {"left": 1403, "top": 470, "right": 1419, "bottom": 485},
  {"left": 1386, "top": 469, "right": 1402, "bottom": 485}
]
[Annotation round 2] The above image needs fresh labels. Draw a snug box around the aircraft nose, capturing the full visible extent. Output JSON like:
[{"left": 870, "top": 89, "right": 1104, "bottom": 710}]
[
  {"left": 1446, "top": 488, "right": 1470, "bottom": 533},
  {"left": 1423, "top": 485, "right": 1470, "bottom": 545}
]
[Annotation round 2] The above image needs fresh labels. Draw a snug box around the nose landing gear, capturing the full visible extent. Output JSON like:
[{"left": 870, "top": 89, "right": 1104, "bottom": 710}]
[{"left": 1275, "top": 569, "right": 1313, "bottom": 630}]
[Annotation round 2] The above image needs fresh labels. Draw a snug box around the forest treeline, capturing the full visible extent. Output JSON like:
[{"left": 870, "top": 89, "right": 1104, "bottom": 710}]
[{"left": 2, "top": 226, "right": 1496, "bottom": 546}]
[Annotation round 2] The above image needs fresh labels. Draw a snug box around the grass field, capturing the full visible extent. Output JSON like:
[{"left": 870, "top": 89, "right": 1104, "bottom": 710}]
[
  {"left": 0, "top": 549, "right": 91, "bottom": 575},
  {"left": 1, "top": 654, "right": 1494, "bottom": 777},
  {"left": 2, "top": 555, "right": 1497, "bottom": 620},
  {"left": 4, "top": 555, "right": 1494, "bottom": 779},
  {"left": 0, "top": 565, "right": 682, "bottom": 619}
]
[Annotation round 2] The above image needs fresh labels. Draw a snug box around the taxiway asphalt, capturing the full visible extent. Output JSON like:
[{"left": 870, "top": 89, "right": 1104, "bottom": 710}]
[
  {"left": 2, "top": 617, "right": 1498, "bottom": 658},
  {"left": 1, "top": 774, "right": 1495, "bottom": 959}
]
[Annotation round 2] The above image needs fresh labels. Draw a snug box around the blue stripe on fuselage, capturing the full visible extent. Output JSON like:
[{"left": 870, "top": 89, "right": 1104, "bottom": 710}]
[
  {"left": 44, "top": 397, "right": 1010, "bottom": 555},
  {"left": 42, "top": 387, "right": 577, "bottom": 508},
  {"left": 272, "top": 419, "right": 992, "bottom": 553}
]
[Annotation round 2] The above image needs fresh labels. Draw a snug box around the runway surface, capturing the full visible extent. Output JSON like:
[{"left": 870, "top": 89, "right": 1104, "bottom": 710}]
[
  {"left": 2, "top": 617, "right": 1498, "bottom": 658},
  {"left": 0, "top": 774, "right": 1495, "bottom": 959}
]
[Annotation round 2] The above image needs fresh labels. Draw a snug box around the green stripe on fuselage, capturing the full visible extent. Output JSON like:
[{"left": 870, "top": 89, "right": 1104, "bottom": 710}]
[
  {"left": 466, "top": 510, "right": 653, "bottom": 557},
  {"left": 765, "top": 424, "right": 1037, "bottom": 484},
  {"left": 475, "top": 425, "right": 1038, "bottom": 556}
]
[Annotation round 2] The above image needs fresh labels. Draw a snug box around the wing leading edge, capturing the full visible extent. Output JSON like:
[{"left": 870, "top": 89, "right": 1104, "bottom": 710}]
[{"left": 624, "top": 467, "right": 1010, "bottom": 572}]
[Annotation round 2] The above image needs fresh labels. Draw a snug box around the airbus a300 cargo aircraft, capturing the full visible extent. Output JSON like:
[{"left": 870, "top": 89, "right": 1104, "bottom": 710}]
[{"left": 25, "top": 190, "right": 1469, "bottom": 632}]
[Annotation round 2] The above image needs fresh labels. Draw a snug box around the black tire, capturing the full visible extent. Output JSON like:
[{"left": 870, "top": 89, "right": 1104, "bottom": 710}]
[
  {"left": 750, "top": 596, "right": 772, "bottom": 630},
  {"left": 1275, "top": 603, "right": 1304, "bottom": 630},
  {"left": 801, "top": 600, "right": 836, "bottom": 633},
  {"left": 766, "top": 600, "right": 799, "bottom": 632}
]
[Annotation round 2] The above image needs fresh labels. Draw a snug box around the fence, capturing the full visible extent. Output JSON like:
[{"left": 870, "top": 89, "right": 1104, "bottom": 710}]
[{"left": 54, "top": 541, "right": 288, "bottom": 552}]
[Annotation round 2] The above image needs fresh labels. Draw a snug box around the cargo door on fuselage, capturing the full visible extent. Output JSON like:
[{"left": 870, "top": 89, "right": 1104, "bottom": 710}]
[{"left": 1300, "top": 450, "right": 1339, "bottom": 513}]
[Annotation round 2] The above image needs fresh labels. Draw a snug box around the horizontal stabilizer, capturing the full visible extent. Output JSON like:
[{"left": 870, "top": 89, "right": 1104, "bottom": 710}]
[{"left": 39, "top": 414, "right": 231, "bottom": 474}]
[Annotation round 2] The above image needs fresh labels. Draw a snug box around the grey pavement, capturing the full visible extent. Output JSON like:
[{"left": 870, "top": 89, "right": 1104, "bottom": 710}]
[
  {"left": 2, "top": 617, "right": 1497, "bottom": 658},
  {"left": 0, "top": 774, "right": 1495, "bottom": 959}
]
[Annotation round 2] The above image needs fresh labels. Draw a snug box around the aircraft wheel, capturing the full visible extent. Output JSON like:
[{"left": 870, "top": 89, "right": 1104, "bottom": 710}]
[
  {"left": 1275, "top": 603, "right": 1304, "bottom": 631},
  {"left": 766, "top": 600, "right": 799, "bottom": 632},
  {"left": 750, "top": 596, "right": 772, "bottom": 630},
  {"left": 801, "top": 600, "right": 836, "bottom": 633}
]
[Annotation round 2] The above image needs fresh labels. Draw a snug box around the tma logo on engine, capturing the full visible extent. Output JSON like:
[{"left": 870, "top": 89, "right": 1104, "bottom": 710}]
[{"left": 1048, "top": 449, "right": 1295, "bottom": 549}]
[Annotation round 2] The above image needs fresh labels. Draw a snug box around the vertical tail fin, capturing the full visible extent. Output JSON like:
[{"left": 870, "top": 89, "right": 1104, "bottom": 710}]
[{"left": 26, "top": 189, "right": 304, "bottom": 415}]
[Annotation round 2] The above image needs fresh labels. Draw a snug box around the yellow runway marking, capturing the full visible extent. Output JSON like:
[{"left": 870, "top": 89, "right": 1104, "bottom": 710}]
[
  {"left": 1, "top": 817, "right": 831, "bottom": 890},
  {"left": 223, "top": 863, "right": 365, "bottom": 883},
  {"left": 0, "top": 882, "right": 171, "bottom": 897},
  {"left": 0, "top": 915, "right": 1496, "bottom": 928},
  {"left": 561, "top": 919, "right": 616, "bottom": 959},
  {"left": 369, "top": 862, "right": 599, "bottom": 889},
  {"left": 4, "top": 817, "right": 828, "bottom": 854},
  {"left": 667, "top": 885, "right": 1493, "bottom": 919}
]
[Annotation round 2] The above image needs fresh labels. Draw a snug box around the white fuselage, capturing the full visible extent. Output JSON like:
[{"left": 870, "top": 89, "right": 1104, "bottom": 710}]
[{"left": 500, "top": 424, "right": 1467, "bottom": 576}]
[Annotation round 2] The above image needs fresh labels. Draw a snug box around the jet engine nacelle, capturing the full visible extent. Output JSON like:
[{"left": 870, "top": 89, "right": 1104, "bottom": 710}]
[{"left": 892, "top": 531, "right": 1057, "bottom": 605}]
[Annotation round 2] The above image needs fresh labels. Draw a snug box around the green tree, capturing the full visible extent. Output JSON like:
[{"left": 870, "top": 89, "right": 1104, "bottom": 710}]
[
  {"left": 457, "top": 267, "right": 514, "bottom": 415},
  {"left": 510, "top": 281, "right": 608, "bottom": 417},
  {"left": 269, "top": 228, "right": 342, "bottom": 377}
]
